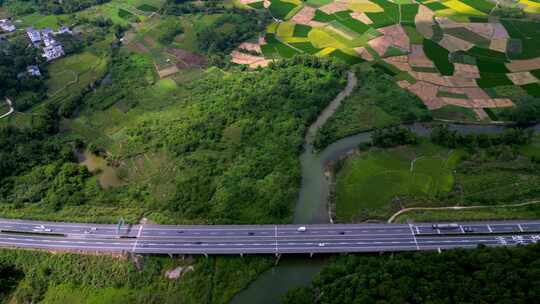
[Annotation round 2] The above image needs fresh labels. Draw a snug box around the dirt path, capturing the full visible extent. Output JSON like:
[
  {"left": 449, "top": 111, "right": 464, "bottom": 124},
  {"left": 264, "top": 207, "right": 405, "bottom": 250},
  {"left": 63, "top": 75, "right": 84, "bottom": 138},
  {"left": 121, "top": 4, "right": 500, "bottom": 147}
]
[
  {"left": 387, "top": 200, "right": 540, "bottom": 223},
  {"left": 0, "top": 97, "right": 14, "bottom": 119}
]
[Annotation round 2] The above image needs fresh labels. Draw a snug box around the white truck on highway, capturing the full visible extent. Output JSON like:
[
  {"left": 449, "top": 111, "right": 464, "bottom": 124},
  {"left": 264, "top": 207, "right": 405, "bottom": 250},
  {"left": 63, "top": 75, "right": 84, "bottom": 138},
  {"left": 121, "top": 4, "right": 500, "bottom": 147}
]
[{"left": 432, "top": 223, "right": 459, "bottom": 230}]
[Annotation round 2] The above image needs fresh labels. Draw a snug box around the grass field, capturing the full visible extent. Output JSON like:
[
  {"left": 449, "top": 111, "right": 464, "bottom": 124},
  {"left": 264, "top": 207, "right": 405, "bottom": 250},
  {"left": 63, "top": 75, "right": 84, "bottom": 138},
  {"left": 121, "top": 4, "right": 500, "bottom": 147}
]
[
  {"left": 46, "top": 52, "right": 102, "bottom": 94},
  {"left": 431, "top": 104, "right": 479, "bottom": 122},
  {"left": 20, "top": 13, "right": 66, "bottom": 29},
  {"left": 336, "top": 142, "right": 459, "bottom": 221},
  {"left": 335, "top": 133, "right": 540, "bottom": 222},
  {"left": 45, "top": 49, "right": 110, "bottom": 107}
]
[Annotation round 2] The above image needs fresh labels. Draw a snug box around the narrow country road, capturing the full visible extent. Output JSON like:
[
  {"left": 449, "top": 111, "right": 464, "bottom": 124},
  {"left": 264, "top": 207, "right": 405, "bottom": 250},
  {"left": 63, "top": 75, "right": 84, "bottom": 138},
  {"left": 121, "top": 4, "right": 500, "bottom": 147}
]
[
  {"left": 387, "top": 200, "right": 540, "bottom": 223},
  {"left": 0, "top": 98, "right": 14, "bottom": 119}
]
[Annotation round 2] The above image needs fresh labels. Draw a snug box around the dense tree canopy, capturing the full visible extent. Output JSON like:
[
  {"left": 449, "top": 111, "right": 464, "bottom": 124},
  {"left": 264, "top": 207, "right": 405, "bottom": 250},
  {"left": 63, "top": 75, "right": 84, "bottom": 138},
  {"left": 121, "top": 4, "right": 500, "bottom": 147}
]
[
  {"left": 117, "top": 55, "right": 346, "bottom": 223},
  {"left": 284, "top": 244, "right": 540, "bottom": 304},
  {"left": 371, "top": 127, "right": 418, "bottom": 148},
  {"left": 430, "top": 125, "right": 534, "bottom": 149},
  {"left": 0, "top": 37, "right": 46, "bottom": 109},
  {"left": 5, "top": 0, "right": 111, "bottom": 15},
  {"left": 196, "top": 11, "right": 270, "bottom": 55}
]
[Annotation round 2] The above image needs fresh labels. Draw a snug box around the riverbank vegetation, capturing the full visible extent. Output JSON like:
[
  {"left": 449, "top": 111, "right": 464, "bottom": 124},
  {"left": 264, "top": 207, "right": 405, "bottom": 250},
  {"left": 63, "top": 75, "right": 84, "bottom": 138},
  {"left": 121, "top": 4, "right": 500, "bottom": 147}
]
[
  {"left": 334, "top": 127, "right": 540, "bottom": 222},
  {"left": 314, "top": 64, "right": 431, "bottom": 149},
  {"left": 283, "top": 243, "right": 540, "bottom": 304}
]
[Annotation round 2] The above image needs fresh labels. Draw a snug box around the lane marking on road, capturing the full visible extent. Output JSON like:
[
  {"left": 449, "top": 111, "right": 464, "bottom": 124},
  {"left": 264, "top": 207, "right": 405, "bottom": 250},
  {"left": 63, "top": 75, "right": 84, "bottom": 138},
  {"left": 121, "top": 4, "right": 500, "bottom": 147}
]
[
  {"left": 487, "top": 225, "right": 493, "bottom": 232},
  {"left": 518, "top": 224, "right": 524, "bottom": 232},
  {"left": 409, "top": 224, "right": 420, "bottom": 250},
  {"left": 459, "top": 225, "right": 465, "bottom": 233},
  {"left": 274, "top": 225, "right": 278, "bottom": 253},
  {"left": 132, "top": 224, "right": 144, "bottom": 252}
]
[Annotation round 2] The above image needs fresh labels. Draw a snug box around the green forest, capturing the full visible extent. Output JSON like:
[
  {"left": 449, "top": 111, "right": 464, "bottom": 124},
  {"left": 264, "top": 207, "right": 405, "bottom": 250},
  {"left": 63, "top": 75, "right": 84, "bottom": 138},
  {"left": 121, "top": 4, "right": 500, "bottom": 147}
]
[
  {"left": 283, "top": 244, "right": 540, "bottom": 304},
  {"left": 1, "top": 0, "right": 540, "bottom": 303},
  {"left": 4, "top": 0, "right": 111, "bottom": 15},
  {"left": 0, "top": 249, "right": 273, "bottom": 304},
  {"left": 0, "top": 54, "right": 347, "bottom": 224}
]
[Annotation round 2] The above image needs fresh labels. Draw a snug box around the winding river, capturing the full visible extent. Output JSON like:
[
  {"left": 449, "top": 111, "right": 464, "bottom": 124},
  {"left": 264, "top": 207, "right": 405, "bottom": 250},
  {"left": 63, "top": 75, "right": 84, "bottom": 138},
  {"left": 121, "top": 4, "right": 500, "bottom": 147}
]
[{"left": 231, "top": 71, "right": 540, "bottom": 303}]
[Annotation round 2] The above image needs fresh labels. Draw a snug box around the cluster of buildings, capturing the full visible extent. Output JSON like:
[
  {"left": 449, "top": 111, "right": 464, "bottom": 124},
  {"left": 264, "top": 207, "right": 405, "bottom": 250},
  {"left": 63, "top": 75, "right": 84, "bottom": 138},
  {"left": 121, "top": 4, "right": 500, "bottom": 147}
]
[
  {"left": 26, "top": 26, "right": 71, "bottom": 61},
  {"left": 0, "top": 19, "right": 16, "bottom": 32}
]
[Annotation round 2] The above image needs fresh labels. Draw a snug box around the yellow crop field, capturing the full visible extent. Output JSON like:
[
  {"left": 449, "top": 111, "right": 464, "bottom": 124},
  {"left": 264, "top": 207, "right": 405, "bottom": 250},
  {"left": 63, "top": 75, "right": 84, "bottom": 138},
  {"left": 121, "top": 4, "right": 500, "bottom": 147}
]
[
  {"left": 282, "top": 0, "right": 302, "bottom": 5},
  {"left": 347, "top": 0, "right": 383, "bottom": 13},
  {"left": 520, "top": 0, "right": 540, "bottom": 13},
  {"left": 266, "top": 22, "right": 279, "bottom": 34},
  {"left": 281, "top": 36, "right": 311, "bottom": 43},
  {"left": 308, "top": 28, "right": 349, "bottom": 49},
  {"left": 315, "top": 47, "right": 336, "bottom": 56},
  {"left": 277, "top": 21, "right": 296, "bottom": 37},
  {"left": 442, "top": 0, "right": 486, "bottom": 16}
]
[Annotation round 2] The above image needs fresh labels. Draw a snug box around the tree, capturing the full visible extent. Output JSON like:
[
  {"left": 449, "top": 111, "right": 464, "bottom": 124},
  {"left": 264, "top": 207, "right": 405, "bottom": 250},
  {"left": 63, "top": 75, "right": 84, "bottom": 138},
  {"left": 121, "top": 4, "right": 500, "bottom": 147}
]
[{"left": 371, "top": 127, "right": 418, "bottom": 148}]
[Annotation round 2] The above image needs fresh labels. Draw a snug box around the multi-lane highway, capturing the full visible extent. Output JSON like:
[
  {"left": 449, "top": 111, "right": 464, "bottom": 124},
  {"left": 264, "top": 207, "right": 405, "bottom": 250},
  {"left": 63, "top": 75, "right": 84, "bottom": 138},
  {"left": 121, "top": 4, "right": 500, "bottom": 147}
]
[{"left": 0, "top": 219, "right": 539, "bottom": 255}]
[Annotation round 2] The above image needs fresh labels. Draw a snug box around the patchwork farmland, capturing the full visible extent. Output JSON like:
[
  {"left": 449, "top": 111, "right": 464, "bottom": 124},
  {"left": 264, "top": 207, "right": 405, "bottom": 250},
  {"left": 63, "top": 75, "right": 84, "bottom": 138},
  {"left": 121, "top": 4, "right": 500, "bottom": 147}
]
[{"left": 234, "top": 0, "right": 540, "bottom": 120}]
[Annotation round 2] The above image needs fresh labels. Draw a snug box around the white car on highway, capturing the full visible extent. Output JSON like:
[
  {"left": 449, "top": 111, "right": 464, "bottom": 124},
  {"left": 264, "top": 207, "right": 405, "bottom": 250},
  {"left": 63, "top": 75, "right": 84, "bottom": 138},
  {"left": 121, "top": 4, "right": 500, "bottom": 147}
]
[{"left": 297, "top": 226, "right": 306, "bottom": 232}]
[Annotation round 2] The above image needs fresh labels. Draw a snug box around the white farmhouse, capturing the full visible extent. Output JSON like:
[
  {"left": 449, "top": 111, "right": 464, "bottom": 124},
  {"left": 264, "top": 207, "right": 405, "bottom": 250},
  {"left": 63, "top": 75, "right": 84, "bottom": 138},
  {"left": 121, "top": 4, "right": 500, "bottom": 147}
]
[
  {"left": 26, "top": 28, "right": 41, "bottom": 46},
  {"left": 42, "top": 44, "right": 65, "bottom": 61},
  {"left": 26, "top": 65, "right": 41, "bottom": 76},
  {"left": 0, "top": 19, "right": 16, "bottom": 32}
]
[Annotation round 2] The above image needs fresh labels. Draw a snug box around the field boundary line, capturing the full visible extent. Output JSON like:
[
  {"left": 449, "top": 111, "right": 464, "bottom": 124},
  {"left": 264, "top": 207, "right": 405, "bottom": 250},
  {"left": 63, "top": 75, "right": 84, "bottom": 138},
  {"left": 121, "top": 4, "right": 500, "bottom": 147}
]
[
  {"left": 49, "top": 70, "right": 78, "bottom": 97},
  {"left": 388, "top": 200, "right": 540, "bottom": 223}
]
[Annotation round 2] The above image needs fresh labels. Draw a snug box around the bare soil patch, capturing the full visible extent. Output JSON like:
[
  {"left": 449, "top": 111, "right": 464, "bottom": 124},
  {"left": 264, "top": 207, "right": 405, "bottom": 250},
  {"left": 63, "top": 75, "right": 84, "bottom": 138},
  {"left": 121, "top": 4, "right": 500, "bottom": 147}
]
[
  {"left": 292, "top": 6, "right": 317, "bottom": 25},
  {"left": 507, "top": 72, "right": 539, "bottom": 85},
  {"left": 231, "top": 50, "right": 272, "bottom": 68},
  {"left": 320, "top": 0, "right": 349, "bottom": 14},
  {"left": 415, "top": 5, "right": 435, "bottom": 39},
  {"left": 506, "top": 57, "right": 540, "bottom": 72},
  {"left": 409, "top": 44, "right": 435, "bottom": 68},
  {"left": 167, "top": 48, "right": 207, "bottom": 69}
]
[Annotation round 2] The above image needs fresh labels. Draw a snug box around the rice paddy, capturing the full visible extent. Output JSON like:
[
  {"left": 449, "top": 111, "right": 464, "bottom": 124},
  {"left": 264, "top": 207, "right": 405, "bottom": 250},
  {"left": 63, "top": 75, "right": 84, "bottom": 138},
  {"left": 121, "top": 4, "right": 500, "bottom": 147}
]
[{"left": 231, "top": 0, "right": 540, "bottom": 122}]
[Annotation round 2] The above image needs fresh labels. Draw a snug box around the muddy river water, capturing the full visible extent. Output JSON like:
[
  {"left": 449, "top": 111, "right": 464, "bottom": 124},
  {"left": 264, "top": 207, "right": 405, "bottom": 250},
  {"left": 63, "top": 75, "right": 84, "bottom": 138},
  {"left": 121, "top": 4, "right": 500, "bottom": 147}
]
[{"left": 75, "top": 150, "right": 124, "bottom": 188}]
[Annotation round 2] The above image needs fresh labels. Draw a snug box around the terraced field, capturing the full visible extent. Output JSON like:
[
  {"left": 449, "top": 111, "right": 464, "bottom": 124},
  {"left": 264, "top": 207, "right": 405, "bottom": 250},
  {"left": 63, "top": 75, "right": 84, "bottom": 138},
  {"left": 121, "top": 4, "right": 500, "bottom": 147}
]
[{"left": 234, "top": 0, "right": 540, "bottom": 121}]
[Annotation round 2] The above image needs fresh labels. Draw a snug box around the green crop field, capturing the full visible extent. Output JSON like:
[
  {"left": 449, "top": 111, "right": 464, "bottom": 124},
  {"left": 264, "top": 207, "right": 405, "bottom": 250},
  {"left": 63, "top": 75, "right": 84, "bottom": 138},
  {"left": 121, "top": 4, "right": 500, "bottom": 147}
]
[
  {"left": 335, "top": 132, "right": 540, "bottom": 222},
  {"left": 431, "top": 104, "right": 479, "bottom": 122},
  {"left": 269, "top": 0, "right": 299, "bottom": 20},
  {"left": 244, "top": 0, "right": 540, "bottom": 122},
  {"left": 400, "top": 3, "right": 419, "bottom": 25},
  {"left": 292, "top": 24, "right": 312, "bottom": 37},
  {"left": 46, "top": 51, "right": 110, "bottom": 103},
  {"left": 335, "top": 142, "right": 458, "bottom": 221},
  {"left": 423, "top": 39, "right": 454, "bottom": 75}
]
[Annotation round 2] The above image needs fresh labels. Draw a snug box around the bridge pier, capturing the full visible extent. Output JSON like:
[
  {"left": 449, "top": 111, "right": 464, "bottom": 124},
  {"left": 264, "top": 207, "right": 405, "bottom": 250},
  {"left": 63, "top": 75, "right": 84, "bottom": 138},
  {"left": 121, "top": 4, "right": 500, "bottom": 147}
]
[{"left": 274, "top": 253, "right": 281, "bottom": 265}]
